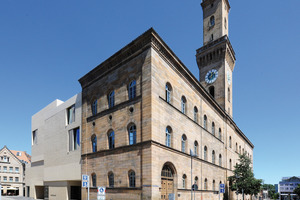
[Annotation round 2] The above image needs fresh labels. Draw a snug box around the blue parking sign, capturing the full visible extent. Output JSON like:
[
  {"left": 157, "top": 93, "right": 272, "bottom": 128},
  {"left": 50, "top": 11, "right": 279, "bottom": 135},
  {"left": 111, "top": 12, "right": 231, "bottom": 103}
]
[{"left": 82, "top": 182, "right": 88, "bottom": 187}]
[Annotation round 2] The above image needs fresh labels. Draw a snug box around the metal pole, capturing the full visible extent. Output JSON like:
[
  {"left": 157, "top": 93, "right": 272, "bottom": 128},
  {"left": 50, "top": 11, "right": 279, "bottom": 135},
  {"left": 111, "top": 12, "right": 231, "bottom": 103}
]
[
  {"left": 191, "top": 150, "right": 193, "bottom": 200},
  {"left": 242, "top": 188, "right": 244, "bottom": 200},
  {"left": 87, "top": 176, "right": 90, "bottom": 200},
  {"left": 219, "top": 184, "right": 220, "bottom": 200}
]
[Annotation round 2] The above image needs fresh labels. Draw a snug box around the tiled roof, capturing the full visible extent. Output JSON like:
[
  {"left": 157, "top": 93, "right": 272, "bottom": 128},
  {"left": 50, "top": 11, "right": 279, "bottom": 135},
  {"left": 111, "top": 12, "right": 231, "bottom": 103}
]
[{"left": 10, "top": 150, "right": 31, "bottom": 164}]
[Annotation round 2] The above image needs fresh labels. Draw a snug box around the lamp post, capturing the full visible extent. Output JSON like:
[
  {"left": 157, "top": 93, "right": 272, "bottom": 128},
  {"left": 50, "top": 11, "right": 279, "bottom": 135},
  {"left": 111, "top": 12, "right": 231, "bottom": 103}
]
[
  {"left": 236, "top": 175, "right": 240, "bottom": 200},
  {"left": 190, "top": 149, "right": 196, "bottom": 200}
]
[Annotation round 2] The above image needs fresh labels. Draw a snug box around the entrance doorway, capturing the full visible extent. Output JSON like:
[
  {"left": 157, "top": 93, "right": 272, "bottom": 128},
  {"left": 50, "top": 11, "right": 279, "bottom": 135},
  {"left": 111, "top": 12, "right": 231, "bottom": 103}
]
[{"left": 161, "top": 165, "right": 175, "bottom": 200}]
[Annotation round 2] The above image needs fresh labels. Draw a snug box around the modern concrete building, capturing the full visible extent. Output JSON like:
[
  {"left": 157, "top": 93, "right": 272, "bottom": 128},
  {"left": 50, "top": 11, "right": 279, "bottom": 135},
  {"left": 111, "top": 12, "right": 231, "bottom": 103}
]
[
  {"left": 79, "top": 0, "right": 253, "bottom": 200},
  {"left": 0, "top": 146, "right": 29, "bottom": 196},
  {"left": 25, "top": 93, "right": 82, "bottom": 200},
  {"left": 278, "top": 176, "right": 300, "bottom": 200}
]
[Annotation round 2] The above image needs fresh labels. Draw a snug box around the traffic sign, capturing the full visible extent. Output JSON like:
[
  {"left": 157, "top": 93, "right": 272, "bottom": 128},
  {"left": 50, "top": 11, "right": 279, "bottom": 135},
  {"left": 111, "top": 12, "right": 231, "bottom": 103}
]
[
  {"left": 220, "top": 184, "right": 225, "bottom": 189},
  {"left": 82, "top": 174, "right": 89, "bottom": 181},
  {"left": 220, "top": 189, "right": 225, "bottom": 193},
  {"left": 82, "top": 174, "right": 89, "bottom": 188},
  {"left": 97, "top": 187, "right": 106, "bottom": 195}
]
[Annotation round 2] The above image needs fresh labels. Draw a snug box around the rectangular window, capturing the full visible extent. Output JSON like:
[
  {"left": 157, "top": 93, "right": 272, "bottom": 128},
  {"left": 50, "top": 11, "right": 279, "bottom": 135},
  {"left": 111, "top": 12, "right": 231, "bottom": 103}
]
[
  {"left": 0, "top": 166, "right": 1, "bottom": 172},
  {"left": 9, "top": 177, "right": 13, "bottom": 182},
  {"left": 3, "top": 176, "right": 7, "bottom": 182},
  {"left": 9, "top": 167, "right": 13, "bottom": 172},
  {"left": 67, "top": 105, "right": 75, "bottom": 124},
  {"left": 69, "top": 127, "right": 80, "bottom": 151},
  {"left": 32, "top": 129, "right": 38, "bottom": 145},
  {"left": 15, "top": 167, "right": 19, "bottom": 173},
  {"left": 3, "top": 166, "right": 7, "bottom": 172},
  {"left": 15, "top": 177, "right": 19, "bottom": 182}
]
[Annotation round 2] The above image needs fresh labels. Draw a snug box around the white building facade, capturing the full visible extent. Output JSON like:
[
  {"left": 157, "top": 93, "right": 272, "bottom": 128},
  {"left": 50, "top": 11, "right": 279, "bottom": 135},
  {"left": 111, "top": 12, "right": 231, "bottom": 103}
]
[{"left": 25, "top": 93, "right": 82, "bottom": 200}]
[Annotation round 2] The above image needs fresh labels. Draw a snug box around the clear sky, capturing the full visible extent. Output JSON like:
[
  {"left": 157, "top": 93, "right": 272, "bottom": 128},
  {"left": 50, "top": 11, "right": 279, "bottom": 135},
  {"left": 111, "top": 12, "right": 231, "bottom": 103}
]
[{"left": 1, "top": 0, "right": 299, "bottom": 185}]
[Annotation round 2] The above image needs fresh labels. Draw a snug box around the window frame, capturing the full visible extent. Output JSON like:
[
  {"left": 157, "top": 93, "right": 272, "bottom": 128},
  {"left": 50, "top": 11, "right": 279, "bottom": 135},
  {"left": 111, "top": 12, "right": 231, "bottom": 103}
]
[
  {"left": 108, "top": 130, "right": 115, "bottom": 149},
  {"left": 129, "top": 80, "right": 137, "bottom": 100},
  {"left": 108, "top": 90, "right": 115, "bottom": 108},
  {"left": 129, "top": 124, "right": 137, "bottom": 145}
]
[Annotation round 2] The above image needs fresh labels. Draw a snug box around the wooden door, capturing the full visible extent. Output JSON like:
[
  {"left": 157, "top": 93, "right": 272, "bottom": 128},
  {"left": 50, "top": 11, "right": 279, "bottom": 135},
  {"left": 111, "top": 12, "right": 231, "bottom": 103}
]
[{"left": 161, "top": 178, "right": 174, "bottom": 200}]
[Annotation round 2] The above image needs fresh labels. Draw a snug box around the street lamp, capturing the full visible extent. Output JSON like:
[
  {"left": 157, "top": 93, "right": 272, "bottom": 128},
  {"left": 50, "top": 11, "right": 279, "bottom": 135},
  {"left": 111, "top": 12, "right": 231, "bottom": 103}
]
[
  {"left": 190, "top": 149, "right": 197, "bottom": 200},
  {"left": 235, "top": 175, "right": 240, "bottom": 200}
]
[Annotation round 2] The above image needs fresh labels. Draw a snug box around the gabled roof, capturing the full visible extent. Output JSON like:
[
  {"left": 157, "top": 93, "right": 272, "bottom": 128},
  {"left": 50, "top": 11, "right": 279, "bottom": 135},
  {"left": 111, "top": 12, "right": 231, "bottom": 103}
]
[
  {"left": 0, "top": 145, "right": 29, "bottom": 165},
  {"left": 10, "top": 150, "right": 31, "bottom": 164}
]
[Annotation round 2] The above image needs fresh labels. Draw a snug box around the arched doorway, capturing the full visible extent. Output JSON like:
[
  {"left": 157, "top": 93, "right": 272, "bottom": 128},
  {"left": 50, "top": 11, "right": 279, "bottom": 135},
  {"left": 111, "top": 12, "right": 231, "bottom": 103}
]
[{"left": 161, "top": 163, "right": 176, "bottom": 200}]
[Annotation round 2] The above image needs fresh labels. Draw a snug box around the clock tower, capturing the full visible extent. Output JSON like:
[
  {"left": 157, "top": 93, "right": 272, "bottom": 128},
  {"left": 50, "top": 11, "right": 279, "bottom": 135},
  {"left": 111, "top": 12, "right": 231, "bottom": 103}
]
[{"left": 196, "top": 0, "right": 236, "bottom": 116}]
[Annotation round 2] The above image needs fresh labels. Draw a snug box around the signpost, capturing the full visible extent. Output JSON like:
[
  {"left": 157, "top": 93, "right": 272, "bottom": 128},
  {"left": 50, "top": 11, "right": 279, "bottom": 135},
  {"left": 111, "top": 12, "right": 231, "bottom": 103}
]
[
  {"left": 97, "top": 187, "right": 106, "bottom": 200},
  {"left": 219, "top": 183, "right": 225, "bottom": 200},
  {"left": 82, "top": 175, "right": 89, "bottom": 200}
]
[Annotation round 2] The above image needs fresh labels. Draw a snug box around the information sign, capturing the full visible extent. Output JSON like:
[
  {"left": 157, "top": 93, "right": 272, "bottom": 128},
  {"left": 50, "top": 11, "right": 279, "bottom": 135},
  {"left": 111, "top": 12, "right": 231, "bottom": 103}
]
[{"left": 82, "top": 175, "right": 89, "bottom": 188}]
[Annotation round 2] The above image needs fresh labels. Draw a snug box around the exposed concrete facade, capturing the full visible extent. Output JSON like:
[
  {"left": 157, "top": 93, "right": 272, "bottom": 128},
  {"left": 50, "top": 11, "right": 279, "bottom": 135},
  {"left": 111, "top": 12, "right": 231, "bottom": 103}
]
[
  {"left": 25, "top": 93, "right": 82, "bottom": 200},
  {"left": 0, "top": 146, "right": 27, "bottom": 196}
]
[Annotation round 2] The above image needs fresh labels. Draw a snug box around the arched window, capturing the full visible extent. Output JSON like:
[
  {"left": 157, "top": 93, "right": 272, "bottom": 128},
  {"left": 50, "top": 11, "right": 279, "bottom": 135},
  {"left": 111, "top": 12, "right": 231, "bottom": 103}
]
[
  {"left": 204, "top": 178, "right": 208, "bottom": 190},
  {"left": 229, "top": 136, "right": 232, "bottom": 148},
  {"left": 218, "top": 128, "right": 222, "bottom": 140},
  {"left": 212, "top": 150, "right": 215, "bottom": 164},
  {"left": 129, "top": 170, "right": 135, "bottom": 188},
  {"left": 108, "top": 90, "right": 115, "bottom": 108},
  {"left": 228, "top": 88, "right": 231, "bottom": 102},
  {"left": 203, "top": 115, "right": 207, "bottom": 129},
  {"left": 212, "top": 122, "right": 215, "bottom": 136},
  {"left": 239, "top": 146, "right": 241, "bottom": 154},
  {"left": 92, "top": 100, "right": 97, "bottom": 115},
  {"left": 204, "top": 146, "right": 208, "bottom": 161},
  {"left": 219, "top": 154, "right": 222, "bottom": 167},
  {"left": 128, "top": 124, "right": 136, "bottom": 145},
  {"left": 229, "top": 159, "right": 232, "bottom": 170},
  {"left": 236, "top": 143, "right": 238, "bottom": 152},
  {"left": 91, "top": 135, "right": 97, "bottom": 153},
  {"left": 243, "top": 148, "right": 244, "bottom": 154},
  {"left": 213, "top": 180, "right": 216, "bottom": 191},
  {"left": 182, "top": 174, "right": 187, "bottom": 189},
  {"left": 181, "top": 96, "right": 187, "bottom": 114},
  {"left": 165, "top": 126, "right": 172, "bottom": 147},
  {"left": 92, "top": 173, "right": 97, "bottom": 187},
  {"left": 129, "top": 80, "right": 136, "bottom": 100},
  {"left": 194, "top": 141, "right": 199, "bottom": 157},
  {"left": 224, "top": 17, "right": 227, "bottom": 29},
  {"left": 108, "top": 172, "right": 114, "bottom": 187},
  {"left": 165, "top": 83, "right": 172, "bottom": 103},
  {"left": 181, "top": 134, "right": 187, "bottom": 153},
  {"left": 209, "top": 86, "right": 215, "bottom": 98},
  {"left": 210, "top": 16, "right": 215, "bottom": 27},
  {"left": 108, "top": 130, "right": 115, "bottom": 149},
  {"left": 194, "top": 106, "right": 198, "bottom": 122}
]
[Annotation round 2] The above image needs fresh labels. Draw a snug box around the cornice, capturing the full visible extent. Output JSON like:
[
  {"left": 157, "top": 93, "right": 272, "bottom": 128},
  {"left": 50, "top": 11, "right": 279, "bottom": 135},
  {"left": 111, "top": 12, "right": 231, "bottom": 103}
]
[
  {"left": 78, "top": 28, "right": 253, "bottom": 148},
  {"left": 201, "top": 0, "right": 231, "bottom": 11}
]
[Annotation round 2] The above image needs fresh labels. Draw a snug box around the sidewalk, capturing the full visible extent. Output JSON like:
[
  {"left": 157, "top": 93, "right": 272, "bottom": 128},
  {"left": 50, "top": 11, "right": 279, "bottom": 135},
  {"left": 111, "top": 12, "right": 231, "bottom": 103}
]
[{"left": 1, "top": 196, "right": 35, "bottom": 200}]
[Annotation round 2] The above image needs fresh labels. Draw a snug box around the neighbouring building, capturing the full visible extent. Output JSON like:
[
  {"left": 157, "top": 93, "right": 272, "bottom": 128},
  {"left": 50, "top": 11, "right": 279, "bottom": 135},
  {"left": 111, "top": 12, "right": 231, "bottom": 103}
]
[
  {"left": 25, "top": 93, "right": 82, "bottom": 200},
  {"left": 79, "top": 0, "right": 254, "bottom": 200},
  {"left": 0, "top": 146, "right": 30, "bottom": 196},
  {"left": 278, "top": 176, "right": 300, "bottom": 200}
]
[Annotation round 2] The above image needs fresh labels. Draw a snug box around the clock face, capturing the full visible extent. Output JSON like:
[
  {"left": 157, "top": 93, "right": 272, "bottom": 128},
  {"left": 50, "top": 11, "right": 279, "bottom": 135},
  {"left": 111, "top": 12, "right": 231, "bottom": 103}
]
[
  {"left": 227, "top": 70, "right": 231, "bottom": 85},
  {"left": 205, "top": 69, "right": 218, "bottom": 84}
]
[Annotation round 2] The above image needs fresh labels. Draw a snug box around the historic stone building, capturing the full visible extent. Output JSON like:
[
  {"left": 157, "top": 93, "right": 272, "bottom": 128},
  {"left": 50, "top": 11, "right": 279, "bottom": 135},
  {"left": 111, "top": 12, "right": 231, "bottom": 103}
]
[
  {"left": 79, "top": 0, "right": 254, "bottom": 199},
  {"left": 0, "top": 146, "right": 29, "bottom": 196}
]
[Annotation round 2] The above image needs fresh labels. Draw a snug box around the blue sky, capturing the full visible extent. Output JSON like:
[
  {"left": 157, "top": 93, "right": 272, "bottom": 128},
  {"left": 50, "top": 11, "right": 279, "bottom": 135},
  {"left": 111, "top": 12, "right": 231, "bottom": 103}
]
[{"left": 0, "top": 0, "right": 299, "bottom": 185}]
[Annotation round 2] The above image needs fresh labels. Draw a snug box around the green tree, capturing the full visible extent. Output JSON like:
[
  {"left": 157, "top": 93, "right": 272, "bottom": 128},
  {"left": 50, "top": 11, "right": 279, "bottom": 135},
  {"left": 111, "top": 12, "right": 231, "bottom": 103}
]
[
  {"left": 228, "top": 153, "right": 262, "bottom": 200},
  {"left": 294, "top": 184, "right": 300, "bottom": 198},
  {"left": 261, "top": 184, "right": 276, "bottom": 198}
]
